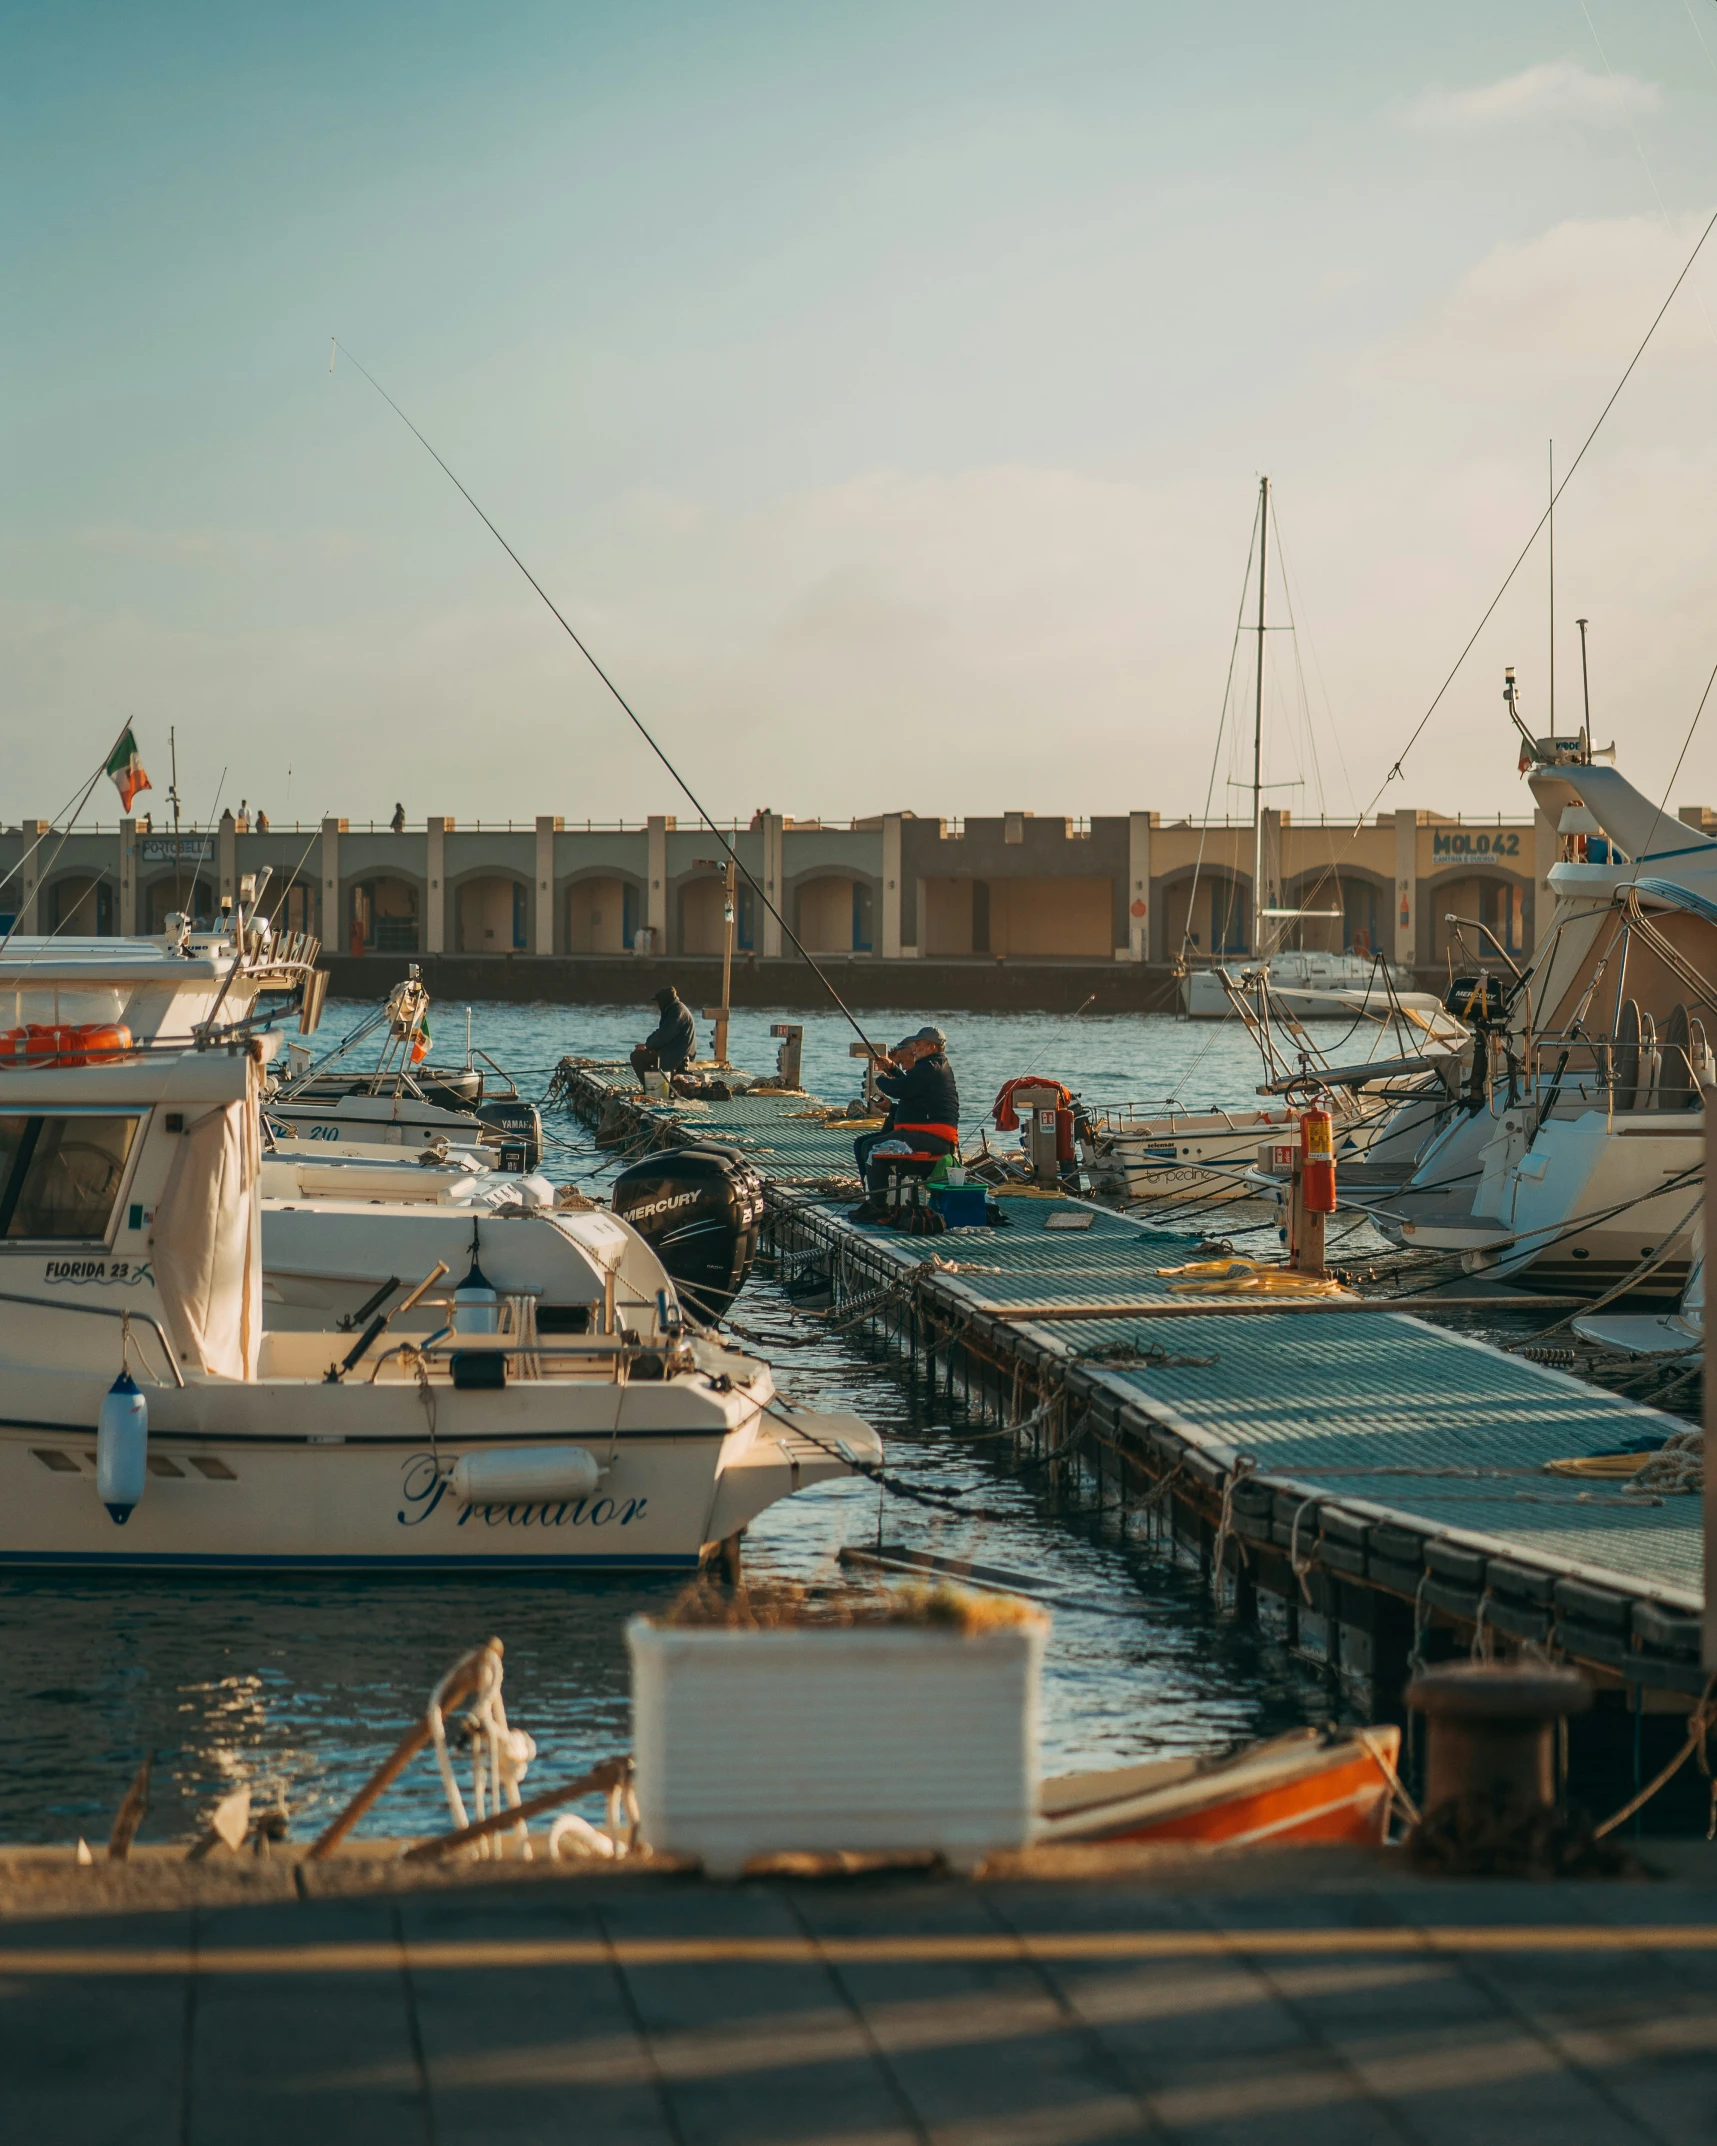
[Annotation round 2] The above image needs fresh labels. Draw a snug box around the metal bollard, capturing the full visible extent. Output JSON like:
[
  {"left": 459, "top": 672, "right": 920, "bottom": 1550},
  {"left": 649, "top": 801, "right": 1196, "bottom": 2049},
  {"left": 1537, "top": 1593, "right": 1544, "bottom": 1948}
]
[{"left": 1404, "top": 1662, "right": 1591, "bottom": 1812}]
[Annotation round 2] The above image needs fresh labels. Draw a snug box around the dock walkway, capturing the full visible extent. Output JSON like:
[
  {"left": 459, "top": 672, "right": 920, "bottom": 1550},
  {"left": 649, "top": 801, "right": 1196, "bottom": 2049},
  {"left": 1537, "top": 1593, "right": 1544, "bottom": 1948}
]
[
  {"left": 560, "top": 1065, "right": 1706, "bottom": 1701},
  {"left": 9, "top": 1849, "right": 1717, "bottom": 2145}
]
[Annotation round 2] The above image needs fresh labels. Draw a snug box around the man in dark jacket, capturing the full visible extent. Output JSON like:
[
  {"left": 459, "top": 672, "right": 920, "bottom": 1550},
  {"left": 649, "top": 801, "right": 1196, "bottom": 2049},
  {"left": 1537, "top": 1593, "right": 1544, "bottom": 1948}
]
[
  {"left": 631, "top": 987, "right": 698, "bottom": 1085},
  {"left": 854, "top": 1026, "right": 960, "bottom": 1180}
]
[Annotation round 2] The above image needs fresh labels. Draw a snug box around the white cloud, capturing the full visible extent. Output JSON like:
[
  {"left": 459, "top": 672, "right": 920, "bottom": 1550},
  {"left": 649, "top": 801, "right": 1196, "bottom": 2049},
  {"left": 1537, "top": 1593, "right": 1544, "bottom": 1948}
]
[{"left": 1403, "top": 58, "right": 1659, "bottom": 132}]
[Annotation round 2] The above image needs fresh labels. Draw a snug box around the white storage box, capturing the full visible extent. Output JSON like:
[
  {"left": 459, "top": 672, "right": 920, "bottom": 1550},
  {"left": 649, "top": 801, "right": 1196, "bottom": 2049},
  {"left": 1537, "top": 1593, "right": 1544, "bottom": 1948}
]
[{"left": 628, "top": 1616, "right": 1044, "bottom": 1875}]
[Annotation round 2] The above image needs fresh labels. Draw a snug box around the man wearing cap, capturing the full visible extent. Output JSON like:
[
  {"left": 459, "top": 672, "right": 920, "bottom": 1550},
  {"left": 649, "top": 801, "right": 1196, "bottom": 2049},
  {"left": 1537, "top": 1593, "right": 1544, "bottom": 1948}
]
[
  {"left": 631, "top": 985, "right": 698, "bottom": 1086},
  {"left": 854, "top": 1026, "right": 960, "bottom": 1181}
]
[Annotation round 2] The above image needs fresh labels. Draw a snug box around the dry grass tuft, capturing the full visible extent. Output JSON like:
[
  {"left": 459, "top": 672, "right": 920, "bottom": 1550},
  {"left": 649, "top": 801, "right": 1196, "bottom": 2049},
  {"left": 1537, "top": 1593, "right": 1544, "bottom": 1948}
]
[{"left": 657, "top": 1577, "right": 1046, "bottom": 1633}]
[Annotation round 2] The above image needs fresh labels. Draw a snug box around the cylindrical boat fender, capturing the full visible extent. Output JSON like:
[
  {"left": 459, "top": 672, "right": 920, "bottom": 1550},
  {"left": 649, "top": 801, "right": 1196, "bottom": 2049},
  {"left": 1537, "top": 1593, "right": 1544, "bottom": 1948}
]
[
  {"left": 451, "top": 1445, "right": 602, "bottom": 1504},
  {"left": 1300, "top": 1108, "right": 1337, "bottom": 1213},
  {"left": 97, "top": 1371, "right": 148, "bottom": 1524},
  {"left": 452, "top": 1222, "right": 500, "bottom": 1334}
]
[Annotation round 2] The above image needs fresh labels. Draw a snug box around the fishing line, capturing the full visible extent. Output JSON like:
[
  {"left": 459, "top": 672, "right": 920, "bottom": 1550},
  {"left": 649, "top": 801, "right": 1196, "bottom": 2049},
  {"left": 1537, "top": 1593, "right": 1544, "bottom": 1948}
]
[
  {"left": 328, "top": 340, "right": 884, "bottom": 1061},
  {"left": 263, "top": 820, "right": 331, "bottom": 936}
]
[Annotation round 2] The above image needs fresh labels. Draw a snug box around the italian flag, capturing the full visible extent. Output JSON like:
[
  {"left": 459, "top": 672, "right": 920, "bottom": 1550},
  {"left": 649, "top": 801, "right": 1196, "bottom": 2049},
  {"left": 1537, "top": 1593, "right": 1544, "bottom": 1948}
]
[
  {"left": 411, "top": 1015, "right": 431, "bottom": 1065},
  {"left": 106, "top": 727, "right": 151, "bottom": 813}
]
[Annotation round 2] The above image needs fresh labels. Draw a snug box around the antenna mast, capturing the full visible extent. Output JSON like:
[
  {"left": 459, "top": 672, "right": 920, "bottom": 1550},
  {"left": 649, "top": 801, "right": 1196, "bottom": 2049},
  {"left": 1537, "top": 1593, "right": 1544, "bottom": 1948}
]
[
  {"left": 1577, "top": 617, "right": 1592, "bottom": 760},
  {"left": 169, "top": 725, "right": 182, "bottom": 920},
  {"left": 1548, "top": 440, "right": 1556, "bottom": 732},
  {"left": 1251, "top": 475, "right": 1269, "bottom": 959}
]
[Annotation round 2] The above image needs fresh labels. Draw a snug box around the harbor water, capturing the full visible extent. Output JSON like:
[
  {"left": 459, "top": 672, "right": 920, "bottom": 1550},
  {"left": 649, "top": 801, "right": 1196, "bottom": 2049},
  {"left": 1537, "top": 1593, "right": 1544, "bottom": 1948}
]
[{"left": 0, "top": 1001, "right": 1599, "bottom": 1843}]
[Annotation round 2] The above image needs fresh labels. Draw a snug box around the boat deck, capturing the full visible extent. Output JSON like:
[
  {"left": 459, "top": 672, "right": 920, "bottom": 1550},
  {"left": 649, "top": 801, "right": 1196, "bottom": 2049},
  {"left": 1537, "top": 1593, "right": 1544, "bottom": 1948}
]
[{"left": 559, "top": 1064, "right": 1706, "bottom": 1690}]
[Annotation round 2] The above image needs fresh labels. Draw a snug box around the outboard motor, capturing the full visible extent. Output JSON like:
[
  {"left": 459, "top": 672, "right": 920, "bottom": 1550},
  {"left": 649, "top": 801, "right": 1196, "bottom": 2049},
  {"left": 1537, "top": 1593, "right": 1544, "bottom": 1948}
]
[
  {"left": 611, "top": 1142, "right": 764, "bottom": 1322},
  {"left": 477, "top": 1098, "right": 543, "bottom": 1172}
]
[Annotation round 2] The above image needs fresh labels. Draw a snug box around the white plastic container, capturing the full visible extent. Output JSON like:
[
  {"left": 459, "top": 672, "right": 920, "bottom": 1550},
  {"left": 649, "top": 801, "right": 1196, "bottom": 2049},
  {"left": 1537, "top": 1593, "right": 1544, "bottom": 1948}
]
[{"left": 627, "top": 1616, "right": 1044, "bottom": 1876}]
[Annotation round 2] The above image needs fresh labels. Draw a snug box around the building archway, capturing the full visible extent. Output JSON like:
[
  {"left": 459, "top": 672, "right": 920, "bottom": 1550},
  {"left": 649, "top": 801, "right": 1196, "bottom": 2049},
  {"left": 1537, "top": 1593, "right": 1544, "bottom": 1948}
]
[
  {"left": 44, "top": 875, "right": 115, "bottom": 937},
  {"left": 1423, "top": 867, "right": 1531, "bottom": 966},
  {"left": 145, "top": 875, "right": 215, "bottom": 932},
  {"left": 455, "top": 875, "right": 528, "bottom": 954},
  {"left": 1280, "top": 869, "right": 1390, "bottom": 957},
  {"left": 1159, "top": 868, "right": 1249, "bottom": 959},
  {"left": 792, "top": 874, "right": 873, "bottom": 954},
  {"left": 565, "top": 872, "right": 643, "bottom": 954},
  {"left": 350, "top": 876, "right": 420, "bottom": 956}
]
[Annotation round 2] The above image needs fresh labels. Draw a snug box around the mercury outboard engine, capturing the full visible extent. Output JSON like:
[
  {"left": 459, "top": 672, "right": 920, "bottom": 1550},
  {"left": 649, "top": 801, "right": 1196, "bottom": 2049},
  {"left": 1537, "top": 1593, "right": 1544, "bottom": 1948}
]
[
  {"left": 611, "top": 1142, "right": 764, "bottom": 1321},
  {"left": 476, "top": 1098, "right": 543, "bottom": 1172}
]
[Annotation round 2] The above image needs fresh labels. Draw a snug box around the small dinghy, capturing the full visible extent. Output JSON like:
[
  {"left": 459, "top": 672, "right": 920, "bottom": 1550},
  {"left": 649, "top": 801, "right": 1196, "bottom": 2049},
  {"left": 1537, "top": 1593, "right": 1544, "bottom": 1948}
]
[{"left": 1037, "top": 1725, "right": 1402, "bottom": 1850}]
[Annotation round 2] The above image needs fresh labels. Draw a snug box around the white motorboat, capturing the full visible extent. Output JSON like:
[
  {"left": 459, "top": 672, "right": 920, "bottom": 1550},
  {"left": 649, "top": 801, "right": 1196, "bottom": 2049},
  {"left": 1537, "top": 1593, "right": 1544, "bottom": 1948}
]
[
  {"left": 1083, "top": 974, "right": 1466, "bottom": 1210},
  {"left": 0, "top": 1035, "right": 878, "bottom": 1571},
  {"left": 1181, "top": 951, "right": 1430, "bottom": 1022},
  {"left": 266, "top": 973, "right": 542, "bottom": 1169},
  {"left": 1079, "top": 1096, "right": 1390, "bottom": 1209}
]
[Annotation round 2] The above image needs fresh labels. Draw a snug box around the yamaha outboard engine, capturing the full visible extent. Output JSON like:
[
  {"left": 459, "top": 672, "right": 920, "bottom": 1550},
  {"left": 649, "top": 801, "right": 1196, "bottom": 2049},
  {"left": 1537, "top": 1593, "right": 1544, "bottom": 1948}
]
[
  {"left": 477, "top": 1098, "right": 543, "bottom": 1172},
  {"left": 611, "top": 1142, "right": 764, "bottom": 1322}
]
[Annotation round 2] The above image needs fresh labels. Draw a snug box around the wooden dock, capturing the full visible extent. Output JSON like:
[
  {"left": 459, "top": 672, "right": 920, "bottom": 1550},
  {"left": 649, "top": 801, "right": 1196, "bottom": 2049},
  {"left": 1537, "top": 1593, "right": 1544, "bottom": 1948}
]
[
  {"left": 558, "top": 1064, "right": 1706, "bottom": 1709},
  {"left": 8, "top": 1846, "right": 1717, "bottom": 2143}
]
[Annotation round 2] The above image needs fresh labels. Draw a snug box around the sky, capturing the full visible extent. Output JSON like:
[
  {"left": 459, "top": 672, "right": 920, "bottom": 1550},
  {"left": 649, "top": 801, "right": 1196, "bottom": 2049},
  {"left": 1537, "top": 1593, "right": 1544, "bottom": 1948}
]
[{"left": 7, "top": 1, "right": 1717, "bottom": 828}]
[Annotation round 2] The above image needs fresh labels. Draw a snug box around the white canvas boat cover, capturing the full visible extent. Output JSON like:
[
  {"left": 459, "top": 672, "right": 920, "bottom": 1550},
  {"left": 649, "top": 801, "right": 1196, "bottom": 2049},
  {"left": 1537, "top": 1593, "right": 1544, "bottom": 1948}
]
[{"left": 154, "top": 1051, "right": 263, "bottom": 1379}]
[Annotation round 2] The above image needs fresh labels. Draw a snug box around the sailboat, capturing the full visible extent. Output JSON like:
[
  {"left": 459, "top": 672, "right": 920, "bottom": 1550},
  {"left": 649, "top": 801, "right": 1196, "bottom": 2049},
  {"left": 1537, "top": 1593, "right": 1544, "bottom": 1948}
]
[{"left": 1180, "top": 478, "right": 1441, "bottom": 1024}]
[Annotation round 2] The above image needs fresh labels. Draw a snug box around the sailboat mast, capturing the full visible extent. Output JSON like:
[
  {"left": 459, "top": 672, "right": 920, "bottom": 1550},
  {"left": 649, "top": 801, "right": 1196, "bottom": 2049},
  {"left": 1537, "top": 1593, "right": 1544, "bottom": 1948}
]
[
  {"left": 1251, "top": 475, "right": 1269, "bottom": 959},
  {"left": 1548, "top": 439, "right": 1555, "bottom": 733}
]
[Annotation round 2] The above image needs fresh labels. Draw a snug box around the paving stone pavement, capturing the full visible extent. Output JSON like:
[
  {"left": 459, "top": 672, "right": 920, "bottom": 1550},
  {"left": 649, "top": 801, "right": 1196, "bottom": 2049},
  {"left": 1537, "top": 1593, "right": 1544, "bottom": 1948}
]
[{"left": 6, "top": 1856, "right": 1717, "bottom": 2144}]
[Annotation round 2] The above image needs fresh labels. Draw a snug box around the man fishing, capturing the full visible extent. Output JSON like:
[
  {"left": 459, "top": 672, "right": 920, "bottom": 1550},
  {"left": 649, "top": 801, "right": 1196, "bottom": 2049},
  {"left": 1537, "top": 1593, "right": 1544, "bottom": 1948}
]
[
  {"left": 631, "top": 986, "right": 698, "bottom": 1087},
  {"left": 854, "top": 1025, "right": 960, "bottom": 1182}
]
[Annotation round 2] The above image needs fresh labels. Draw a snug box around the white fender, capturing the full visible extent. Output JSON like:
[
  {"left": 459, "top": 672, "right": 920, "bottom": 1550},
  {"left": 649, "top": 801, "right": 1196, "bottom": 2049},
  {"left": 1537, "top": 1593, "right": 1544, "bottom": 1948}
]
[
  {"left": 97, "top": 1372, "right": 148, "bottom": 1524},
  {"left": 451, "top": 1445, "right": 601, "bottom": 1504}
]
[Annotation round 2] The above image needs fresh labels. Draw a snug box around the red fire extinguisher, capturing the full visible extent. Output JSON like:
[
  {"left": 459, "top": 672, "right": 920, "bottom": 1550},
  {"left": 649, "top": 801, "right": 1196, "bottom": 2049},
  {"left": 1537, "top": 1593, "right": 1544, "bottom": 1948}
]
[{"left": 1300, "top": 1108, "right": 1337, "bottom": 1213}]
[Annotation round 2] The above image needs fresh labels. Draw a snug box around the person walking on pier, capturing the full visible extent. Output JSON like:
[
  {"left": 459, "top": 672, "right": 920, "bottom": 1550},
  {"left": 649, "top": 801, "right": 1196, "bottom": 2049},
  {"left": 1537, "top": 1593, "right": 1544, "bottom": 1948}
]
[
  {"left": 855, "top": 1026, "right": 960, "bottom": 1182},
  {"left": 631, "top": 985, "right": 698, "bottom": 1086}
]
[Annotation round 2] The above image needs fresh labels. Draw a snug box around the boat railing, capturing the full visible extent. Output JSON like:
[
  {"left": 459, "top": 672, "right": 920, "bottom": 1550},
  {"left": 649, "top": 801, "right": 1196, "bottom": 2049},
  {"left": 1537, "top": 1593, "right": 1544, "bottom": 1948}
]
[
  {"left": 1521, "top": 1030, "right": 1703, "bottom": 1115},
  {"left": 0, "top": 1290, "right": 183, "bottom": 1387}
]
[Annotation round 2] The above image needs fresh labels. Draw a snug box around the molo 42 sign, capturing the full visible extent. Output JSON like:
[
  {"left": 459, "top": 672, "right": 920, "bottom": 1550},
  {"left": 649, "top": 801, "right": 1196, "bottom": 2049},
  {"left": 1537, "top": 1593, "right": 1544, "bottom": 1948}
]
[{"left": 1431, "top": 831, "right": 1522, "bottom": 859}]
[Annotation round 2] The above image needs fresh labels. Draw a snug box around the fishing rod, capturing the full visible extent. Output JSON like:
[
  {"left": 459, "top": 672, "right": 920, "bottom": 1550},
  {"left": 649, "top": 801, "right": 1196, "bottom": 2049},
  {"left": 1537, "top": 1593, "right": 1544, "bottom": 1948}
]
[{"left": 328, "top": 340, "right": 886, "bottom": 1063}]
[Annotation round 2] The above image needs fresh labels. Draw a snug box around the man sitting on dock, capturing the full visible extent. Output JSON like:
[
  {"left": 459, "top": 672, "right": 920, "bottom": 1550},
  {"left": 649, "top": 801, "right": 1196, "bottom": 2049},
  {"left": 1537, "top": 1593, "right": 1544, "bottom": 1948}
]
[
  {"left": 855, "top": 1026, "right": 960, "bottom": 1182},
  {"left": 631, "top": 986, "right": 698, "bottom": 1087}
]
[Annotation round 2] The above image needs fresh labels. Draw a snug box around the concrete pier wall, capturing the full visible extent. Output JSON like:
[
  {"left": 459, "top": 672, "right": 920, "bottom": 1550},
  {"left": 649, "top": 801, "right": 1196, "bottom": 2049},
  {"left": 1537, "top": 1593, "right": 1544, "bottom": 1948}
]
[{"left": 0, "top": 795, "right": 1689, "bottom": 1005}]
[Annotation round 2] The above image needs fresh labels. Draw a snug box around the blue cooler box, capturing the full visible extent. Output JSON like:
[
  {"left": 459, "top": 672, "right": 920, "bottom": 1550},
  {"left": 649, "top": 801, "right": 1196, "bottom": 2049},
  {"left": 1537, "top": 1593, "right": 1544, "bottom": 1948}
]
[{"left": 930, "top": 1185, "right": 989, "bottom": 1228}]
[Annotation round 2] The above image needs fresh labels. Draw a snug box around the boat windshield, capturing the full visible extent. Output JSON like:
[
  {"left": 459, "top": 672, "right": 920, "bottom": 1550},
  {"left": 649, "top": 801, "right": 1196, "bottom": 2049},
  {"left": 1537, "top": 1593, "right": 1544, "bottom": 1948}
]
[{"left": 0, "top": 1114, "right": 140, "bottom": 1240}]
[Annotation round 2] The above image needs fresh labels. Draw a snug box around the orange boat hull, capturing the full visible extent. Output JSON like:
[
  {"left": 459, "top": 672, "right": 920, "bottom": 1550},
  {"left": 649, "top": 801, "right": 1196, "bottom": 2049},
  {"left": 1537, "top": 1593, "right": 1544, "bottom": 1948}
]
[{"left": 1039, "top": 1728, "right": 1402, "bottom": 1851}]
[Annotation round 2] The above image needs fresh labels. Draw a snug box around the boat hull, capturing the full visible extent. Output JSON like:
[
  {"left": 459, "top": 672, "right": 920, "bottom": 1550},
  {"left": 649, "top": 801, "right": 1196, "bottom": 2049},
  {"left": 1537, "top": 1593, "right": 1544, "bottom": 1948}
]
[
  {"left": 0, "top": 1372, "right": 877, "bottom": 1572},
  {"left": 1083, "top": 1104, "right": 1385, "bottom": 1207},
  {"left": 1038, "top": 1728, "right": 1400, "bottom": 1850}
]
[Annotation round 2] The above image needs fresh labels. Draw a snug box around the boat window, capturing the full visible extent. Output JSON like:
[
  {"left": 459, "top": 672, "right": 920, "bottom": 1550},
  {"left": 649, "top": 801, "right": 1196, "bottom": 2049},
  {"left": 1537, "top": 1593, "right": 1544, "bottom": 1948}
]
[{"left": 0, "top": 1115, "right": 140, "bottom": 1241}]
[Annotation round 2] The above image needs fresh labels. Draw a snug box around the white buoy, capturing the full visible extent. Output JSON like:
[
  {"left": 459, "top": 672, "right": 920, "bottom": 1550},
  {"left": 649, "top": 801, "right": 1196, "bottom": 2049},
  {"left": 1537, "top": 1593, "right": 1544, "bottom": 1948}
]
[{"left": 97, "top": 1370, "right": 148, "bottom": 1524}]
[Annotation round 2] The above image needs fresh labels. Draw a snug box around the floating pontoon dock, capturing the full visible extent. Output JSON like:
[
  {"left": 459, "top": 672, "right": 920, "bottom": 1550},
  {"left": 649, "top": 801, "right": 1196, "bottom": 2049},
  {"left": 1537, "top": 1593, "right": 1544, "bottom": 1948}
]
[{"left": 558, "top": 1064, "right": 1706, "bottom": 1706}]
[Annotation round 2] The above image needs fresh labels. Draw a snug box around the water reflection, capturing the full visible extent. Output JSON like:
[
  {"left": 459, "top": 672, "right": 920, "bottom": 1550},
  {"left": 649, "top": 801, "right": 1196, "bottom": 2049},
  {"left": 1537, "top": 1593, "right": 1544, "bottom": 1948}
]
[{"left": 1, "top": 1001, "right": 1360, "bottom": 1843}]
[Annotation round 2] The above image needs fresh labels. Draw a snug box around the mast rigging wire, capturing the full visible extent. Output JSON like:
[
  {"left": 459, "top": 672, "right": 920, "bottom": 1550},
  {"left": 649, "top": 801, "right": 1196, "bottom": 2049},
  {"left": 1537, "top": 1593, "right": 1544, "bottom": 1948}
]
[
  {"left": 1361, "top": 199, "right": 1717, "bottom": 813},
  {"left": 1180, "top": 493, "right": 1261, "bottom": 968},
  {"left": 0, "top": 726, "right": 134, "bottom": 958},
  {"left": 328, "top": 340, "right": 883, "bottom": 1061}
]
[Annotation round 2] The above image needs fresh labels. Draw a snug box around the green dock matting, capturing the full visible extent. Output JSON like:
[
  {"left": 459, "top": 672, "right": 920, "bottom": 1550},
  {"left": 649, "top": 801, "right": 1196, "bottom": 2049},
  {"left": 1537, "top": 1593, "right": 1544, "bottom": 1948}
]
[{"left": 569, "top": 1067, "right": 1703, "bottom": 1609}]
